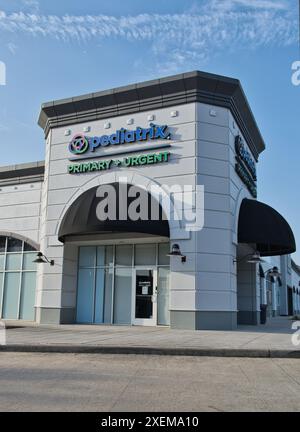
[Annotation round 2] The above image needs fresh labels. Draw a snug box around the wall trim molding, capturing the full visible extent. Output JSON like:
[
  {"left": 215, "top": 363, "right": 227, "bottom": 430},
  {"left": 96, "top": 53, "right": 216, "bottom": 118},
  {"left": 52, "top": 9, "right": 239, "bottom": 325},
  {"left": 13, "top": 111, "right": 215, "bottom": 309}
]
[
  {"left": 38, "top": 71, "right": 265, "bottom": 161},
  {"left": 0, "top": 161, "right": 45, "bottom": 185},
  {"left": 0, "top": 230, "right": 39, "bottom": 250}
]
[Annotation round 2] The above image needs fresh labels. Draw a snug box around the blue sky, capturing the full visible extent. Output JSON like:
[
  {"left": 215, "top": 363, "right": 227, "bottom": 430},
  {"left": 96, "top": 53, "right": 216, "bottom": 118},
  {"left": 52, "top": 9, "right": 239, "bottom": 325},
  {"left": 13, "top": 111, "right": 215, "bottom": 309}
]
[{"left": 0, "top": 0, "right": 299, "bottom": 261}]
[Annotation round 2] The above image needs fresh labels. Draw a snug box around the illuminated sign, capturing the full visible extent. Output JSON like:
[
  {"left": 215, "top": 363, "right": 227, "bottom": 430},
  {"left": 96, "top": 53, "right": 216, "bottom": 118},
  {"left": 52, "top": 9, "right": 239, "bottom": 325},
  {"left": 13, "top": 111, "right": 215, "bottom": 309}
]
[
  {"left": 68, "top": 151, "right": 170, "bottom": 174},
  {"left": 69, "top": 124, "right": 171, "bottom": 158},
  {"left": 235, "top": 135, "right": 257, "bottom": 198}
]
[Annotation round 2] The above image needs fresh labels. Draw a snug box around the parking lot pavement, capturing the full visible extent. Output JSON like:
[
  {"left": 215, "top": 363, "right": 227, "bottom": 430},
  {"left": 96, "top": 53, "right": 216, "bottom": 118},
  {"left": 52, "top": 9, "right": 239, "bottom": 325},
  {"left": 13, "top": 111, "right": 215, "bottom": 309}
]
[{"left": 0, "top": 352, "right": 300, "bottom": 412}]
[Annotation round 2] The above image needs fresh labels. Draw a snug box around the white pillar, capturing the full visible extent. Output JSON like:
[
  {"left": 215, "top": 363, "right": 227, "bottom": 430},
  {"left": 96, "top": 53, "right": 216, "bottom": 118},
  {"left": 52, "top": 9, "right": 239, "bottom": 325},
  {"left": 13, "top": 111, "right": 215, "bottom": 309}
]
[
  {"left": 260, "top": 277, "right": 267, "bottom": 305},
  {"left": 271, "top": 281, "right": 277, "bottom": 314}
]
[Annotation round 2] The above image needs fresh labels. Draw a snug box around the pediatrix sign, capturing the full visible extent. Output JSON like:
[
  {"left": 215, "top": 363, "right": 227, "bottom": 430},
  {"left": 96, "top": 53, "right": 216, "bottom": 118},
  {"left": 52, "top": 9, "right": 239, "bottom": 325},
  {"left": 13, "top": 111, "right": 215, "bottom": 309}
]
[{"left": 69, "top": 124, "right": 171, "bottom": 156}]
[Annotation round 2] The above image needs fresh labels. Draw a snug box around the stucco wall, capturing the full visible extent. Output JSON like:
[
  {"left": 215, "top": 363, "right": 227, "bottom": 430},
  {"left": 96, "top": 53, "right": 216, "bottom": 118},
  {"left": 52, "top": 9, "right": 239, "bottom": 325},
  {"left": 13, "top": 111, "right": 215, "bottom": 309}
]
[
  {"left": 36, "top": 99, "right": 262, "bottom": 329},
  {"left": 0, "top": 181, "right": 42, "bottom": 246},
  {"left": 36, "top": 102, "right": 199, "bottom": 323},
  {"left": 194, "top": 103, "right": 257, "bottom": 328}
]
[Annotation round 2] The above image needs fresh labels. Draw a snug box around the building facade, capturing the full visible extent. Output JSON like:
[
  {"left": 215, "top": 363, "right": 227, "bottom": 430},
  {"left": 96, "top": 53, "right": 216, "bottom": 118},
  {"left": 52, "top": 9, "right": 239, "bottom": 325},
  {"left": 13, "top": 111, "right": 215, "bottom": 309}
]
[
  {"left": 0, "top": 71, "right": 296, "bottom": 329},
  {"left": 291, "top": 260, "right": 300, "bottom": 316}
]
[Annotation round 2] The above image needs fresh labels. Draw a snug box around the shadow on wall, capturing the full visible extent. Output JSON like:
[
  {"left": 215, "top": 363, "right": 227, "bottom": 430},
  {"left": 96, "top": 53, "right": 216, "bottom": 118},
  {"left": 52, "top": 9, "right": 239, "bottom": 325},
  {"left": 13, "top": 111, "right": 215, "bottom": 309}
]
[{"left": 237, "top": 243, "right": 259, "bottom": 325}]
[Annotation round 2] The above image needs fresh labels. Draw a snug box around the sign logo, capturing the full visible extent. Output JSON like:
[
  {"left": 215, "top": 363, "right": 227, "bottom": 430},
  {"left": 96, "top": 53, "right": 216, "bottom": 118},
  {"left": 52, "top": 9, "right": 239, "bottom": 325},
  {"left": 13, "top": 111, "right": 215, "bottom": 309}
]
[
  {"left": 69, "top": 134, "right": 89, "bottom": 155},
  {"left": 68, "top": 124, "right": 171, "bottom": 158},
  {"left": 235, "top": 135, "right": 257, "bottom": 198},
  {"left": 235, "top": 135, "right": 257, "bottom": 180},
  {"left": 68, "top": 151, "right": 170, "bottom": 174}
]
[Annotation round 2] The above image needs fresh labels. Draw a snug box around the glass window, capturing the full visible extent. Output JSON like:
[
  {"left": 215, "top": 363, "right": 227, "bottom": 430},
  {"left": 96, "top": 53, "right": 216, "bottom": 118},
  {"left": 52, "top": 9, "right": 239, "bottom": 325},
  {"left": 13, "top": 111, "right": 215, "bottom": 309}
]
[
  {"left": 24, "top": 242, "right": 36, "bottom": 252},
  {"left": 19, "top": 272, "right": 36, "bottom": 320},
  {"left": 75, "top": 242, "right": 170, "bottom": 327},
  {"left": 105, "top": 245, "right": 113, "bottom": 266},
  {"left": 76, "top": 269, "right": 95, "bottom": 323},
  {"left": 94, "top": 268, "right": 105, "bottom": 323},
  {"left": 0, "top": 237, "right": 6, "bottom": 253},
  {"left": 114, "top": 267, "right": 132, "bottom": 324},
  {"left": 23, "top": 253, "right": 37, "bottom": 271},
  {"left": 0, "top": 254, "right": 5, "bottom": 271},
  {"left": 7, "top": 237, "right": 23, "bottom": 252},
  {"left": 79, "top": 247, "right": 96, "bottom": 268},
  {"left": 96, "top": 246, "right": 105, "bottom": 267},
  {"left": 0, "top": 236, "right": 37, "bottom": 321},
  {"left": 103, "top": 268, "right": 113, "bottom": 324},
  {"left": 135, "top": 244, "right": 156, "bottom": 266},
  {"left": 157, "top": 267, "right": 170, "bottom": 325},
  {"left": 158, "top": 243, "right": 170, "bottom": 265},
  {"left": 6, "top": 253, "right": 22, "bottom": 271},
  {"left": 94, "top": 268, "right": 114, "bottom": 324},
  {"left": 115, "top": 245, "right": 132, "bottom": 266},
  {"left": 76, "top": 250, "right": 114, "bottom": 325},
  {"left": 0, "top": 273, "right": 3, "bottom": 310},
  {"left": 2, "top": 272, "right": 21, "bottom": 319},
  {"left": 96, "top": 245, "right": 114, "bottom": 267}
]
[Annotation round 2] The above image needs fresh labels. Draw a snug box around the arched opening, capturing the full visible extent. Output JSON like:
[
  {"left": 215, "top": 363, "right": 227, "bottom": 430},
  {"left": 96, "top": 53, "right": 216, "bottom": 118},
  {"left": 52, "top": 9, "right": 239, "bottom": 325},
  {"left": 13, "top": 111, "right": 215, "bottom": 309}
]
[
  {"left": 58, "top": 183, "right": 169, "bottom": 242},
  {"left": 236, "top": 198, "right": 296, "bottom": 325},
  {"left": 58, "top": 183, "right": 171, "bottom": 327},
  {"left": 0, "top": 235, "right": 38, "bottom": 321}
]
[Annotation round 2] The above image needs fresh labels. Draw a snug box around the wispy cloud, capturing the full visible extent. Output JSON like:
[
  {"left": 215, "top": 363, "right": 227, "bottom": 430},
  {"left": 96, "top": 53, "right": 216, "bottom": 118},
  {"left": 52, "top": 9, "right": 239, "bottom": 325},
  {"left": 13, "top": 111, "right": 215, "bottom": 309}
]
[
  {"left": 207, "top": 0, "right": 288, "bottom": 10},
  {"left": 7, "top": 42, "right": 17, "bottom": 54},
  {"left": 0, "top": 124, "right": 8, "bottom": 132},
  {"left": 21, "top": 0, "right": 40, "bottom": 13},
  {"left": 0, "top": 0, "right": 297, "bottom": 73}
]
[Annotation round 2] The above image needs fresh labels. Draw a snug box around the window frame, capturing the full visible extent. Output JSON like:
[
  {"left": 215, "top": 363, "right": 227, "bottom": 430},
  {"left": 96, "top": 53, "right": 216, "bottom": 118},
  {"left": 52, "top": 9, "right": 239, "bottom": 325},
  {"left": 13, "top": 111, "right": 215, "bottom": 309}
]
[{"left": 0, "top": 236, "right": 37, "bottom": 320}]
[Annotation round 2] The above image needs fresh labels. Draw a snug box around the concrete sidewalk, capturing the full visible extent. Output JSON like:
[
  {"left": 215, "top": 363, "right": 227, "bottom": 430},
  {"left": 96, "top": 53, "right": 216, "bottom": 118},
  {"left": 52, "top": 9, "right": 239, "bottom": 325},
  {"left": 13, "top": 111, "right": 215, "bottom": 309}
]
[{"left": 1, "top": 316, "right": 300, "bottom": 358}]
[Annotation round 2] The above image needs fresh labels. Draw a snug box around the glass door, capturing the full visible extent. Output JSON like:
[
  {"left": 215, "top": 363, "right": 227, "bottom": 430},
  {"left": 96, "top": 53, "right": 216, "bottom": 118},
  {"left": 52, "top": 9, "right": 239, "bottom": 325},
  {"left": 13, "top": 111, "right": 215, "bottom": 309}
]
[{"left": 132, "top": 268, "right": 157, "bottom": 326}]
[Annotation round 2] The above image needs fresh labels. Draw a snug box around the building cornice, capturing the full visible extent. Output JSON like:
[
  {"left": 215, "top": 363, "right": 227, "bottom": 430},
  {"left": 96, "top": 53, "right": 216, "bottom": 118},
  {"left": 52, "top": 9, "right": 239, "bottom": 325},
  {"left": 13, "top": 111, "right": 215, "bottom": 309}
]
[
  {"left": 0, "top": 161, "right": 45, "bottom": 187},
  {"left": 38, "top": 71, "right": 265, "bottom": 160},
  {"left": 291, "top": 259, "right": 300, "bottom": 276}
]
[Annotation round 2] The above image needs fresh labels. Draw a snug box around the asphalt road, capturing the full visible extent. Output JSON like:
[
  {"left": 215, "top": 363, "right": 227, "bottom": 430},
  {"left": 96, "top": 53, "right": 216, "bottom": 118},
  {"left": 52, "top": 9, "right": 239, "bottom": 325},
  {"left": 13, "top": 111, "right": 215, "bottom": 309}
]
[{"left": 0, "top": 352, "right": 300, "bottom": 412}]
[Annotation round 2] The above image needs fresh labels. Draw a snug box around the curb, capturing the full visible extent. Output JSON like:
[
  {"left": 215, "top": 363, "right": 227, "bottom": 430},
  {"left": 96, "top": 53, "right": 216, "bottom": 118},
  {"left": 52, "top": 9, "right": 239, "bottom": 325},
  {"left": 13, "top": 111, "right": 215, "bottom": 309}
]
[{"left": 1, "top": 344, "right": 300, "bottom": 358}]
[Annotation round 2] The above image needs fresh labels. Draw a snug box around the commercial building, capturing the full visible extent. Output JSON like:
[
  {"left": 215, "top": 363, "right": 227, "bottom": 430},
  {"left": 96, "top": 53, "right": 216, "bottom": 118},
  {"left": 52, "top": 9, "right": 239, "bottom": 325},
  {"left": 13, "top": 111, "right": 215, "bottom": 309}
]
[
  {"left": 0, "top": 71, "right": 297, "bottom": 329},
  {"left": 291, "top": 260, "right": 300, "bottom": 316}
]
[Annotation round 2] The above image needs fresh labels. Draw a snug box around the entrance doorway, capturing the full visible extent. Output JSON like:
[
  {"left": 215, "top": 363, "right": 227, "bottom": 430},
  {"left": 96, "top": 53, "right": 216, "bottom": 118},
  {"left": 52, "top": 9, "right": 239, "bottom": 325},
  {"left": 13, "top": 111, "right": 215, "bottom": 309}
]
[
  {"left": 75, "top": 243, "right": 170, "bottom": 326},
  {"left": 132, "top": 268, "right": 157, "bottom": 326},
  {"left": 288, "top": 287, "right": 293, "bottom": 316}
]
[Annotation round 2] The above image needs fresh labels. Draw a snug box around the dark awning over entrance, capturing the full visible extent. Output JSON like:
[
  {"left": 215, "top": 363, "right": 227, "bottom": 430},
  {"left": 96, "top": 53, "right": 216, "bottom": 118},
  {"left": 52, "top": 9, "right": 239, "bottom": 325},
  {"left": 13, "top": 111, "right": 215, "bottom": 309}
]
[
  {"left": 58, "top": 184, "right": 169, "bottom": 242},
  {"left": 238, "top": 198, "right": 296, "bottom": 257}
]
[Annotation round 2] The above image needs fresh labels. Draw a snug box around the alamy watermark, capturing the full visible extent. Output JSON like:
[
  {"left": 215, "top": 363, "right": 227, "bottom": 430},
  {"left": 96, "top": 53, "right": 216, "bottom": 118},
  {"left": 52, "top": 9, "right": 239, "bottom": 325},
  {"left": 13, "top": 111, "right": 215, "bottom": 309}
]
[
  {"left": 291, "top": 321, "right": 300, "bottom": 346},
  {"left": 0, "top": 61, "right": 6, "bottom": 86},
  {"left": 291, "top": 61, "right": 300, "bottom": 86},
  {"left": 95, "top": 178, "right": 205, "bottom": 232},
  {"left": 291, "top": 1, "right": 300, "bottom": 86}
]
